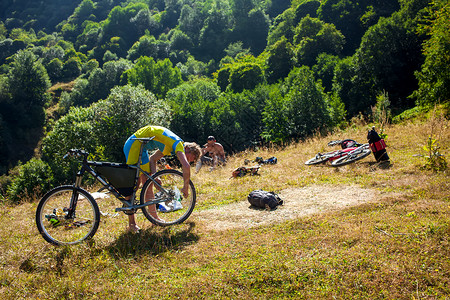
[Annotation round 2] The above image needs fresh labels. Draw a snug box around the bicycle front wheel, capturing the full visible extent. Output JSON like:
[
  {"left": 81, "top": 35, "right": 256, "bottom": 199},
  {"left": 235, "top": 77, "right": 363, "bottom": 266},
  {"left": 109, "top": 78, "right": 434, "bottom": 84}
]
[
  {"left": 36, "top": 185, "right": 100, "bottom": 246},
  {"left": 305, "top": 153, "right": 331, "bottom": 165},
  {"left": 331, "top": 148, "right": 371, "bottom": 167},
  {"left": 140, "top": 169, "right": 196, "bottom": 226}
]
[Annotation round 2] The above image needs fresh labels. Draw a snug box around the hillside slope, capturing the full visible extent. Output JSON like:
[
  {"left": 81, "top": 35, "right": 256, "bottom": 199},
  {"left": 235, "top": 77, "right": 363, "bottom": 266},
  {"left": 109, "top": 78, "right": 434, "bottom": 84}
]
[{"left": 0, "top": 115, "right": 448, "bottom": 299}]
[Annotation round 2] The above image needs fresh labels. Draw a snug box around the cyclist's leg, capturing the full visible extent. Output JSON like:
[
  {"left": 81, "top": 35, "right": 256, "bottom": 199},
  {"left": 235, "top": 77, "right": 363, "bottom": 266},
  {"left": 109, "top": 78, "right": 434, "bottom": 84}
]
[
  {"left": 210, "top": 154, "right": 220, "bottom": 170},
  {"left": 143, "top": 151, "right": 165, "bottom": 220},
  {"left": 196, "top": 156, "right": 206, "bottom": 172},
  {"left": 124, "top": 139, "right": 152, "bottom": 231},
  {"left": 127, "top": 170, "right": 150, "bottom": 232},
  {"left": 143, "top": 182, "right": 160, "bottom": 220},
  {"left": 213, "top": 155, "right": 226, "bottom": 168},
  {"left": 149, "top": 150, "right": 164, "bottom": 174},
  {"left": 196, "top": 156, "right": 212, "bottom": 173}
]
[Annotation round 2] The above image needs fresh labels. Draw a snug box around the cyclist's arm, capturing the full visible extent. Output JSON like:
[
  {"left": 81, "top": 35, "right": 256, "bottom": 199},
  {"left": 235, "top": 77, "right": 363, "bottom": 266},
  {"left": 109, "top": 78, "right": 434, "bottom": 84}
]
[{"left": 176, "top": 151, "right": 191, "bottom": 197}]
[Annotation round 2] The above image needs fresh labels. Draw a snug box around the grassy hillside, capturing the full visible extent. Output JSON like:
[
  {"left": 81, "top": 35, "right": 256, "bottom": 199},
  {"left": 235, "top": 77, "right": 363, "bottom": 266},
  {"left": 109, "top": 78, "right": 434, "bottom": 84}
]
[{"left": 0, "top": 112, "right": 448, "bottom": 299}]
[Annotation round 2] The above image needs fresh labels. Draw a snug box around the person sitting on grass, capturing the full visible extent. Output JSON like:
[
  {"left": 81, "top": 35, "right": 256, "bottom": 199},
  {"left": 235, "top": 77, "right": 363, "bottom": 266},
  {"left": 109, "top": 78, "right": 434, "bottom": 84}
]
[{"left": 196, "top": 136, "right": 226, "bottom": 173}]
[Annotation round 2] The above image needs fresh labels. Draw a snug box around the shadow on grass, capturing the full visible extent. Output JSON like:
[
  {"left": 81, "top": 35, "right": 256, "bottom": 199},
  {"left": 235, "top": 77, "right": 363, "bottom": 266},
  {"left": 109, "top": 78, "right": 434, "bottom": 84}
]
[
  {"left": 332, "top": 159, "right": 392, "bottom": 170},
  {"left": 102, "top": 221, "right": 199, "bottom": 258},
  {"left": 368, "top": 160, "right": 392, "bottom": 170},
  {"left": 248, "top": 205, "right": 281, "bottom": 211}
]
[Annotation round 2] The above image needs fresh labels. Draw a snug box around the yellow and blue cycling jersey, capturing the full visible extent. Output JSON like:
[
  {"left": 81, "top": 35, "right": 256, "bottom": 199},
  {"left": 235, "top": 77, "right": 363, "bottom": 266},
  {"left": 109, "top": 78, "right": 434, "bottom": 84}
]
[{"left": 123, "top": 125, "right": 184, "bottom": 171}]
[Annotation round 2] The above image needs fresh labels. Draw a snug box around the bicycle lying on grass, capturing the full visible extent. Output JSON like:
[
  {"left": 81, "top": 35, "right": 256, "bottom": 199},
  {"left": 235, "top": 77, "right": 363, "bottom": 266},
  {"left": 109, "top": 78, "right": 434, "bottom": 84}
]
[
  {"left": 305, "top": 127, "right": 390, "bottom": 167},
  {"left": 304, "top": 139, "right": 372, "bottom": 167},
  {"left": 35, "top": 137, "right": 196, "bottom": 246}
]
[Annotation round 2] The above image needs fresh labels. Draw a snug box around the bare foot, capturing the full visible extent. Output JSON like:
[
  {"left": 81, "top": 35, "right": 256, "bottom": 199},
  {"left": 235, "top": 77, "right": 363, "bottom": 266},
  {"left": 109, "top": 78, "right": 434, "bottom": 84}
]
[{"left": 127, "top": 224, "right": 140, "bottom": 234}]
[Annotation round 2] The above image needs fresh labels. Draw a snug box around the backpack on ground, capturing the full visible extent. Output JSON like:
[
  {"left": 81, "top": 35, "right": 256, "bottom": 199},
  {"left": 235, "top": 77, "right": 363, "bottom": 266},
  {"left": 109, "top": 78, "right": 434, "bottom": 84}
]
[
  {"left": 252, "top": 156, "right": 278, "bottom": 164},
  {"left": 367, "top": 127, "right": 389, "bottom": 162},
  {"left": 232, "top": 166, "right": 260, "bottom": 178},
  {"left": 263, "top": 156, "right": 277, "bottom": 164},
  {"left": 247, "top": 190, "right": 283, "bottom": 210}
]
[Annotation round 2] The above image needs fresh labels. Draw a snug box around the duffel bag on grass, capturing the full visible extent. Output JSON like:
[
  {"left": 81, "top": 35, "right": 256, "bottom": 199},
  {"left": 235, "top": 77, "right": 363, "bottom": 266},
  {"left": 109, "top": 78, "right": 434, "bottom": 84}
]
[{"left": 247, "top": 190, "right": 283, "bottom": 210}]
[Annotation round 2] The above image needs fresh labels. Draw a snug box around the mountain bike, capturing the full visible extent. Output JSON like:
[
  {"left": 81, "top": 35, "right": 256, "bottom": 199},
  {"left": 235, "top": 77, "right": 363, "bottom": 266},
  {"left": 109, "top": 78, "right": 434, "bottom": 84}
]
[
  {"left": 330, "top": 143, "right": 371, "bottom": 166},
  {"left": 305, "top": 139, "right": 371, "bottom": 165},
  {"left": 35, "top": 137, "right": 196, "bottom": 246}
]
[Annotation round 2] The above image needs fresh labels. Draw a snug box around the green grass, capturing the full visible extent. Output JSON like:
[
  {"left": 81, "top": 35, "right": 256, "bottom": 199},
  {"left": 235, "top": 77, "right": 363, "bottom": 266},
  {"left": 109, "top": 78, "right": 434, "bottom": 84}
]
[{"left": 0, "top": 115, "right": 449, "bottom": 299}]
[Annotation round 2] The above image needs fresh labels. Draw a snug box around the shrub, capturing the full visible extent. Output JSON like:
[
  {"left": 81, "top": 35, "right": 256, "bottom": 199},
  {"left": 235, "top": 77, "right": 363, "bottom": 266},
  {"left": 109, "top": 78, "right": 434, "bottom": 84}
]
[
  {"left": 41, "top": 106, "right": 96, "bottom": 184},
  {"left": 392, "top": 106, "right": 423, "bottom": 123},
  {"left": 371, "top": 90, "right": 391, "bottom": 131},
  {"left": 7, "top": 158, "right": 53, "bottom": 203},
  {"left": 92, "top": 84, "right": 172, "bottom": 161},
  {"left": 421, "top": 137, "right": 447, "bottom": 172}
]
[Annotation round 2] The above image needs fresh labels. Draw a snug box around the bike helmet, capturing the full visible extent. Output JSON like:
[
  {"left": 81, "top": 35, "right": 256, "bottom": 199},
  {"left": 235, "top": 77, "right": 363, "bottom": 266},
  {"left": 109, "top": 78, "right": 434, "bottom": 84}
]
[{"left": 340, "top": 139, "right": 357, "bottom": 149}]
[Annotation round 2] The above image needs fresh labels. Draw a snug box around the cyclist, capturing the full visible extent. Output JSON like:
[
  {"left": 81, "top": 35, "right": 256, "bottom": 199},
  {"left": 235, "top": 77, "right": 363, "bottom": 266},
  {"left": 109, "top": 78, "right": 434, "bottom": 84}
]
[{"left": 123, "top": 125, "right": 201, "bottom": 233}]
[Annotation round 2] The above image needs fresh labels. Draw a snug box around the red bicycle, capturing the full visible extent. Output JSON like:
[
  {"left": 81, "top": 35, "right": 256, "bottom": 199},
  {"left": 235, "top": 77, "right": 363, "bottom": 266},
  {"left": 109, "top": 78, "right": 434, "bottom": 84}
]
[{"left": 304, "top": 139, "right": 371, "bottom": 166}]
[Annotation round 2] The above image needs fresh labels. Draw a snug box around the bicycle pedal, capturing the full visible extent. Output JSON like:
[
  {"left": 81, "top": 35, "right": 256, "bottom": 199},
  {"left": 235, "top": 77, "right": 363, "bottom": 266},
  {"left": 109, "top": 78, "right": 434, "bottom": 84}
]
[
  {"left": 116, "top": 206, "right": 136, "bottom": 215},
  {"left": 115, "top": 207, "right": 133, "bottom": 212}
]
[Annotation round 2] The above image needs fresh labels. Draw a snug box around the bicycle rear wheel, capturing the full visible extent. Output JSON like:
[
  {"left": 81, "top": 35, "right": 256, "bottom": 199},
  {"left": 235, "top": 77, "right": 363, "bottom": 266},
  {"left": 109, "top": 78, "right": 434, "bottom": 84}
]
[
  {"left": 140, "top": 169, "right": 196, "bottom": 226},
  {"left": 331, "top": 148, "right": 371, "bottom": 167},
  {"left": 36, "top": 185, "right": 100, "bottom": 246}
]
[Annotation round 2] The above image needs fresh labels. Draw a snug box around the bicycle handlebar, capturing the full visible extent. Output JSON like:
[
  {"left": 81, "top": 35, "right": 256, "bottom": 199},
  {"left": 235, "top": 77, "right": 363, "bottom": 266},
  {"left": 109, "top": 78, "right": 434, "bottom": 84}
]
[
  {"left": 63, "top": 149, "right": 89, "bottom": 159},
  {"left": 327, "top": 140, "right": 342, "bottom": 146}
]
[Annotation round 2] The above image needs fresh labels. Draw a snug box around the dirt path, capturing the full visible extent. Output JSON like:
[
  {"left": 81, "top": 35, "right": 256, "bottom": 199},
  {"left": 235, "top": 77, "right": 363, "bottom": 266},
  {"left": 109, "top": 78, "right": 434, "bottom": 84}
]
[{"left": 193, "top": 185, "right": 383, "bottom": 231}]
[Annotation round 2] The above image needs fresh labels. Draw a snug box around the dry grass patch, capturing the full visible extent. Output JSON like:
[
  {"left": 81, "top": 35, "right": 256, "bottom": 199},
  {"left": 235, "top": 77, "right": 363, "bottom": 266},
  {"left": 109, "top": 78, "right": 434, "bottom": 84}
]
[
  {"left": 193, "top": 184, "right": 388, "bottom": 232},
  {"left": 0, "top": 115, "right": 449, "bottom": 299}
]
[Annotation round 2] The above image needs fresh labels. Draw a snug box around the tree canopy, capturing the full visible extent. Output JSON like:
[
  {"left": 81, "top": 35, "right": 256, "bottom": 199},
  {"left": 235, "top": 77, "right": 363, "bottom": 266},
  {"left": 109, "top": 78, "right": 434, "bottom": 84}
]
[{"left": 0, "top": 0, "right": 448, "bottom": 199}]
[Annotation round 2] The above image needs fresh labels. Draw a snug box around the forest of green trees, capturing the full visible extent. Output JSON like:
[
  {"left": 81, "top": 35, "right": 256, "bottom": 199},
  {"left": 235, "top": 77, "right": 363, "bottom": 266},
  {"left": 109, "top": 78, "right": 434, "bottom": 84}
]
[{"left": 0, "top": 0, "right": 448, "bottom": 201}]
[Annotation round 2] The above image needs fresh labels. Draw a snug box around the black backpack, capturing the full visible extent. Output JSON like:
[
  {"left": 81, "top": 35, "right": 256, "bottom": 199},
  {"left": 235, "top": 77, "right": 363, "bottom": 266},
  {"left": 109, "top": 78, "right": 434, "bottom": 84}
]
[
  {"left": 247, "top": 190, "right": 283, "bottom": 210},
  {"left": 367, "top": 127, "right": 389, "bottom": 162}
]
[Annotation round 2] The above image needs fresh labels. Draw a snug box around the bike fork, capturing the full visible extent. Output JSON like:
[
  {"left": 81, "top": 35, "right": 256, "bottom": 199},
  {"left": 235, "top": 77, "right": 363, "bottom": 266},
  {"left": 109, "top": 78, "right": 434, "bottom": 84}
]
[{"left": 67, "top": 173, "right": 83, "bottom": 218}]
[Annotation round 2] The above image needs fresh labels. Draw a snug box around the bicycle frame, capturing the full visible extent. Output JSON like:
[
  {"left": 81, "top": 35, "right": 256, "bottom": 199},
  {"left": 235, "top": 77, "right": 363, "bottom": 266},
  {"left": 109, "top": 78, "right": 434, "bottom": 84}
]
[
  {"left": 327, "top": 147, "right": 357, "bottom": 162},
  {"left": 314, "top": 146, "right": 357, "bottom": 162},
  {"left": 346, "top": 143, "right": 370, "bottom": 157},
  {"left": 69, "top": 138, "right": 171, "bottom": 213}
]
